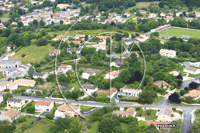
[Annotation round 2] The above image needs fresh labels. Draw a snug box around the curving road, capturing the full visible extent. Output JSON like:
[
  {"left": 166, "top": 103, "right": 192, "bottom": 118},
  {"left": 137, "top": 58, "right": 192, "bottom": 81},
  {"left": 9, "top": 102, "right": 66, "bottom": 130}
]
[{"left": 1, "top": 94, "right": 197, "bottom": 133}]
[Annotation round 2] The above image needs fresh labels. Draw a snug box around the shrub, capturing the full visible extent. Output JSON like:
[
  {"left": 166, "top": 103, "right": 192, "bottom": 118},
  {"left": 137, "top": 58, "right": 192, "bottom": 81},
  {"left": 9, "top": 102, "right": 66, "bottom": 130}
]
[{"left": 172, "top": 108, "right": 176, "bottom": 111}]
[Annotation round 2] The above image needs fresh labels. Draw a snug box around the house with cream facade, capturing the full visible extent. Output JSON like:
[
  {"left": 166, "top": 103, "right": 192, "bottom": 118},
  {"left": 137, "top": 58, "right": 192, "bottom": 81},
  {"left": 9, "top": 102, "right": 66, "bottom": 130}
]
[
  {"left": 35, "top": 101, "right": 54, "bottom": 112},
  {"left": 0, "top": 81, "right": 18, "bottom": 91},
  {"left": 55, "top": 104, "right": 81, "bottom": 118},
  {"left": 58, "top": 64, "right": 72, "bottom": 74},
  {"left": 118, "top": 88, "right": 142, "bottom": 97},
  {"left": 157, "top": 108, "right": 173, "bottom": 122},
  {"left": 80, "top": 84, "right": 98, "bottom": 95},
  {"left": 104, "top": 70, "right": 120, "bottom": 79},
  {"left": 81, "top": 69, "right": 97, "bottom": 79},
  {"left": 14, "top": 79, "right": 36, "bottom": 87},
  {"left": 0, "top": 110, "right": 21, "bottom": 122},
  {"left": 7, "top": 98, "right": 25, "bottom": 108},
  {"left": 159, "top": 49, "right": 176, "bottom": 58}
]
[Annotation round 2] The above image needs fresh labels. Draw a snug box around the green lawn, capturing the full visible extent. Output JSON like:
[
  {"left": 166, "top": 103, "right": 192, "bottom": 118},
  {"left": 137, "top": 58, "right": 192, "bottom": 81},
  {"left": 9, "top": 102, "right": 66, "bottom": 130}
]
[
  {"left": 24, "top": 120, "right": 53, "bottom": 133},
  {"left": 129, "top": 14, "right": 136, "bottom": 18},
  {"left": 69, "top": 81, "right": 80, "bottom": 89},
  {"left": 136, "top": 109, "right": 157, "bottom": 120},
  {"left": 87, "top": 121, "right": 129, "bottom": 133},
  {"left": 80, "top": 105, "right": 95, "bottom": 112},
  {"left": 0, "top": 13, "right": 9, "bottom": 19},
  {"left": 159, "top": 28, "right": 200, "bottom": 39},
  {"left": 125, "top": 1, "right": 159, "bottom": 12},
  {"left": 195, "top": 109, "right": 200, "bottom": 117},
  {"left": 154, "top": 96, "right": 164, "bottom": 104},
  {"left": 87, "top": 121, "right": 99, "bottom": 133},
  {"left": 10, "top": 44, "right": 54, "bottom": 64},
  {"left": 0, "top": 71, "right": 4, "bottom": 79}
]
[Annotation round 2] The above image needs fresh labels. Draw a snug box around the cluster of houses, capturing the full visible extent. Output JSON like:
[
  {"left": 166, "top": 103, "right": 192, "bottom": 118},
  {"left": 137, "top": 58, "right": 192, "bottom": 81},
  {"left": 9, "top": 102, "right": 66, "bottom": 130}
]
[{"left": 19, "top": 8, "right": 80, "bottom": 26}]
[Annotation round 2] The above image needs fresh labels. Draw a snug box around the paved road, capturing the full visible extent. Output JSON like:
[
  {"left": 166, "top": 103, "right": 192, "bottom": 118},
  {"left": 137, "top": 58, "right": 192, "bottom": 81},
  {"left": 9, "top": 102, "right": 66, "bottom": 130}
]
[
  {"left": 40, "top": 58, "right": 56, "bottom": 70},
  {"left": 2, "top": 94, "right": 198, "bottom": 133}
]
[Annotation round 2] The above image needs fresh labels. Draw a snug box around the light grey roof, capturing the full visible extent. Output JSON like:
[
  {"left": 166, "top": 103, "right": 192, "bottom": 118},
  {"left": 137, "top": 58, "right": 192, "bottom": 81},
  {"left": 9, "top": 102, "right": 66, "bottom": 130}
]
[
  {"left": 3, "top": 68, "right": 18, "bottom": 72},
  {"left": 158, "top": 108, "right": 172, "bottom": 117},
  {"left": 7, "top": 98, "right": 22, "bottom": 103},
  {"left": 0, "top": 60, "right": 21, "bottom": 64},
  {"left": 33, "top": 72, "right": 45, "bottom": 77},
  {"left": 81, "top": 84, "right": 98, "bottom": 90},
  {"left": 184, "top": 66, "right": 199, "bottom": 72}
]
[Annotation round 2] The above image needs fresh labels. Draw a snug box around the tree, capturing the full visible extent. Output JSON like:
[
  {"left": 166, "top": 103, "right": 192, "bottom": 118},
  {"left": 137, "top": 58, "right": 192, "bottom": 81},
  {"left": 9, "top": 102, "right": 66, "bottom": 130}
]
[
  {"left": 146, "top": 124, "right": 159, "bottom": 133},
  {"left": 138, "top": 90, "right": 157, "bottom": 104},
  {"left": 98, "top": 117, "right": 120, "bottom": 133},
  {"left": 189, "top": 82, "right": 198, "bottom": 89},
  {"left": 47, "top": 74, "right": 56, "bottom": 82},
  {"left": 3, "top": 93, "right": 13, "bottom": 105},
  {"left": 180, "top": 90, "right": 186, "bottom": 96},
  {"left": 184, "top": 96, "right": 193, "bottom": 104},
  {"left": 28, "top": 66, "right": 34, "bottom": 77},
  {"left": 36, "top": 78, "right": 44, "bottom": 85},
  {"left": 119, "top": 70, "right": 131, "bottom": 83},
  {"left": 45, "top": 113, "right": 54, "bottom": 120},
  {"left": 113, "top": 126, "right": 123, "bottom": 133},
  {"left": 136, "top": 121, "right": 147, "bottom": 132},
  {"left": 70, "top": 89, "right": 79, "bottom": 100},
  {"left": 17, "top": 21, "right": 23, "bottom": 28},
  {"left": 58, "top": 75, "right": 70, "bottom": 86},
  {"left": 33, "top": 20, "right": 38, "bottom": 27},
  {"left": 36, "top": 38, "right": 48, "bottom": 46},
  {"left": 168, "top": 92, "right": 179, "bottom": 103},
  {"left": 26, "top": 106, "right": 35, "bottom": 113},
  {"left": 60, "top": 20, "right": 63, "bottom": 25},
  {"left": 111, "top": 97, "right": 116, "bottom": 106},
  {"left": 191, "top": 122, "right": 200, "bottom": 133},
  {"left": 184, "top": 87, "right": 189, "bottom": 92},
  {"left": 85, "top": 35, "right": 88, "bottom": 41}
]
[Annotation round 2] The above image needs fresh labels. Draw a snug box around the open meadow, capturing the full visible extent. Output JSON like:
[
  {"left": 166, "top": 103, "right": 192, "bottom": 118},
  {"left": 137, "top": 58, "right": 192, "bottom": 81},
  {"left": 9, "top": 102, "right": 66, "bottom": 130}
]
[
  {"left": 10, "top": 44, "right": 53, "bottom": 64},
  {"left": 159, "top": 27, "right": 200, "bottom": 39}
]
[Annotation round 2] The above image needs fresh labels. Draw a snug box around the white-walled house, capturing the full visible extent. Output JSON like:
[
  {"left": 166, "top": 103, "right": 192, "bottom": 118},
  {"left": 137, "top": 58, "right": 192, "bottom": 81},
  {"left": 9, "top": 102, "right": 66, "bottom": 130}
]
[
  {"left": 104, "top": 70, "right": 120, "bottom": 79},
  {"left": 118, "top": 88, "right": 142, "bottom": 97},
  {"left": 7, "top": 98, "right": 25, "bottom": 108},
  {"left": 91, "top": 43, "right": 106, "bottom": 51},
  {"left": 190, "top": 62, "right": 200, "bottom": 67},
  {"left": 183, "top": 66, "right": 200, "bottom": 75},
  {"left": 96, "top": 87, "right": 118, "bottom": 99},
  {"left": 195, "top": 12, "right": 200, "bottom": 18},
  {"left": 58, "top": 64, "right": 72, "bottom": 74},
  {"left": 35, "top": 101, "right": 54, "bottom": 112},
  {"left": 0, "top": 81, "right": 18, "bottom": 91},
  {"left": 81, "top": 69, "right": 97, "bottom": 79},
  {"left": 110, "top": 59, "right": 124, "bottom": 68},
  {"left": 113, "top": 108, "right": 136, "bottom": 117},
  {"left": 159, "top": 49, "right": 176, "bottom": 58},
  {"left": 14, "top": 79, "right": 36, "bottom": 87},
  {"left": 80, "top": 84, "right": 98, "bottom": 94},
  {"left": 55, "top": 104, "right": 81, "bottom": 118}
]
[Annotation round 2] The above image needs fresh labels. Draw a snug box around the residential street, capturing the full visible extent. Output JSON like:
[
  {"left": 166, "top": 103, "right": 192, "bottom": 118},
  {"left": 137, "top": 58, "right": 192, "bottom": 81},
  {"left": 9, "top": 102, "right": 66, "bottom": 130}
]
[{"left": 7, "top": 94, "right": 200, "bottom": 133}]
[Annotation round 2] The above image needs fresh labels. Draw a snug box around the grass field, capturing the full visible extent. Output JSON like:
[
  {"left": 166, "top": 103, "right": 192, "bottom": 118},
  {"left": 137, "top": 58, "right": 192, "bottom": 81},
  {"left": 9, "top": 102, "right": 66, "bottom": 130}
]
[
  {"left": 159, "top": 28, "right": 200, "bottom": 39},
  {"left": 24, "top": 120, "right": 53, "bottom": 133},
  {"left": 136, "top": 109, "right": 157, "bottom": 120},
  {"left": 10, "top": 44, "right": 54, "bottom": 64},
  {"left": 0, "top": 13, "right": 9, "bottom": 19},
  {"left": 80, "top": 105, "right": 95, "bottom": 112},
  {"left": 125, "top": 1, "right": 159, "bottom": 12},
  {"left": 0, "top": 71, "right": 4, "bottom": 79},
  {"left": 87, "top": 121, "right": 129, "bottom": 133},
  {"left": 154, "top": 96, "right": 164, "bottom": 104}
]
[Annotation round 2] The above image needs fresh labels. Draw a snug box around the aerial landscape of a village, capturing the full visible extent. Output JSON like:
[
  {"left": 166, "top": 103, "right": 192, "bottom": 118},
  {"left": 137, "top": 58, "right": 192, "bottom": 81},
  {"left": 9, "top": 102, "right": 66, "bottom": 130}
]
[{"left": 1, "top": 0, "right": 200, "bottom": 133}]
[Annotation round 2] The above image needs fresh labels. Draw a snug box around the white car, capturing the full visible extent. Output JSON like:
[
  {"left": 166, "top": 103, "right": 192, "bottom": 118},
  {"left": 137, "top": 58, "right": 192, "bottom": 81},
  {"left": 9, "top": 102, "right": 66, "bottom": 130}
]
[{"left": 191, "top": 120, "right": 194, "bottom": 124}]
